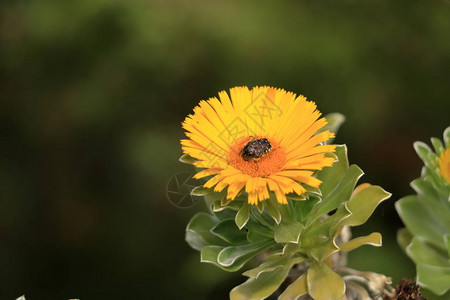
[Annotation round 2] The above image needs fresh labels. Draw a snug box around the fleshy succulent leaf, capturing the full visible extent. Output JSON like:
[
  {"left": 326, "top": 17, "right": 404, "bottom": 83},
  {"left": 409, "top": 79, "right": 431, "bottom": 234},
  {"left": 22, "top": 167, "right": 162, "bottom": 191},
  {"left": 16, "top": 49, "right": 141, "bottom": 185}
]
[
  {"left": 243, "top": 254, "right": 304, "bottom": 278},
  {"left": 211, "top": 219, "right": 248, "bottom": 244},
  {"left": 286, "top": 193, "right": 307, "bottom": 201},
  {"left": 320, "top": 113, "right": 346, "bottom": 144},
  {"left": 444, "top": 126, "right": 450, "bottom": 148},
  {"left": 417, "top": 264, "right": 450, "bottom": 295},
  {"left": 406, "top": 237, "right": 450, "bottom": 267},
  {"left": 230, "top": 267, "right": 290, "bottom": 300},
  {"left": 411, "top": 178, "right": 441, "bottom": 199},
  {"left": 307, "top": 261, "right": 346, "bottom": 300},
  {"left": 191, "top": 185, "right": 213, "bottom": 196},
  {"left": 278, "top": 274, "right": 308, "bottom": 300},
  {"left": 316, "top": 145, "right": 349, "bottom": 199},
  {"left": 305, "top": 185, "right": 322, "bottom": 198},
  {"left": 185, "top": 213, "right": 228, "bottom": 250},
  {"left": 322, "top": 113, "right": 346, "bottom": 132},
  {"left": 293, "top": 196, "right": 320, "bottom": 222},
  {"left": 235, "top": 203, "right": 251, "bottom": 229},
  {"left": 446, "top": 234, "right": 450, "bottom": 258},
  {"left": 338, "top": 232, "right": 382, "bottom": 252},
  {"left": 413, "top": 141, "right": 434, "bottom": 166},
  {"left": 396, "top": 195, "right": 447, "bottom": 249},
  {"left": 308, "top": 237, "right": 339, "bottom": 262},
  {"left": 397, "top": 228, "right": 413, "bottom": 253},
  {"left": 416, "top": 195, "right": 450, "bottom": 232},
  {"left": 265, "top": 198, "right": 282, "bottom": 225},
  {"left": 342, "top": 186, "right": 391, "bottom": 227},
  {"left": 302, "top": 205, "right": 351, "bottom": 248},
  {"left": 221, "top": 196, "right": 233, "bottom": 207},
  {"left": 274, "top": 220, "right": 304, "bottom": 244},
  {"left": 246, "top": 220, "right": 273, "bottom": 243},
  {"left": 179, "top": 153, "right": 197, "bottom": 164},
  {"left": 311, "top": 164, "right": 364, "bottom": 221},
  {"left": 431, "top": 137, "right": 444, "bottom": 155},
  {"left": 201, "top": 244, "right": 270, "bottom": 272},
  {"left": 217, "top": 241, "right": 274, "bottom": 267}
]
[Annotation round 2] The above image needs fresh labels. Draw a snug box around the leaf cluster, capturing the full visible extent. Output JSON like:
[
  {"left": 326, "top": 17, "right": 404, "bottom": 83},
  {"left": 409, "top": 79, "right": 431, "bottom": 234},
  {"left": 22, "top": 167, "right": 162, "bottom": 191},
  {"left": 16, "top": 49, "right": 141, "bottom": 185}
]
[{"left": 396, "top": 127, "right": 450, "bottom": 298}]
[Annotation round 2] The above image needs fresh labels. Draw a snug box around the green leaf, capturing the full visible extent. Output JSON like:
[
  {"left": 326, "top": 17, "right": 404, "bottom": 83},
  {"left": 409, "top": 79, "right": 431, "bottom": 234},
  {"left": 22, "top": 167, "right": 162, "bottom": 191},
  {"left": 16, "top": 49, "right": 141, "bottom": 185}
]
[
  {"left": 307, "top": 261, "right": 346, "bottom": 300},
  {"left": 211, "top": 219, "right": 247, "bottom": 244},
  {"left": 214, "top": 199, "right": 245, "bottom": 213},
  {"left": 282, "top": 243, "right": 302, "bottom": 255},
  {"left": 215, "top": 207, "right": 240, "bottom": 220},
  {"left": 256, "top": 201, "right": 264, "bottom": 213},
  {"left": 286, "top": 193, "right": 307, "bottom": 201},
  {"left": 294, "top": 196, "right": 320, "bottom": 222},
  {"left": 320, "top": 113, "right": 346, "bottom": 144},
  {"left": 413, "top": 141, "right": 433, "bottom": 166},
  {"left": 274, "top": 220, "right": 304, "bottom": 244},
  {"left": 338, "top": 232, "right": 382, "bottom": 252},
  {"left": 421, "top": 168, "right": 450, "bottom": 197},
  {"left": 316, "top": 145, "right": 349, "bottom": 199},
  {"left": 406, "top": 237, "right": 450, "bottom": 267},
  {"left": 278, "top": 274, "right": 308, "bottom": 300},
  {"left": 446, "top": 234, "right": 450, "bottom": 259},
  {"left": 179, "top": 153, "right": 197, "bottom": 164},
  {"left": 411, "top": 178, "right": 440, "bottom": 199},
  {"left": 235, "top": 203, "right": 251, "bottom": 229},
  {"left": 417, "top": 264, "right": 450, "bottom": 295},
  {"left": 246, "top": 220, "right": 273, "bottom": 243},
  {"left": 190, "top": 185, "right": 213, "bottom": 196},
  {"left": 301, "top": 205, "right": 351, "bottom": 248},
  {"left": 444, "top": 126, "right": 450, "bottom": 148},
  {"left": 242, "top": 254, "right": 285, "bottom": 278},
  {"left": 201, "top": 245, "right": 264, "bottom": 272},
  {"left": 342, "top": 186, "right": 391, "bottom": 227},
  {"left": 396, "top": 195, "right": 447, "bottom": 249},
  {"left": 185, "top": 213, "right": 227, "bottom": 250},
  {"left": 221, "top": 196, "right": 233, "bottom": 206},
  {"left": 251, "top": 207, "right": 277, "bottom": 228},
  {"left": 243, "top": 254, "right": 304, "bottom": 278},
  {"left": 416, "top": 194, "right": 450, "bottom": 233},
  {"left": 305, "top": 185, "right": 322, "bottom": 198},
  {"left": 431, "top": 137, "right": 444, "bottom": 155},
  {"left": 204, "top": 191, "right": 227, "bottom": 207},
  {"left": 422, "top": 289, "right": 450, "bottom": 300},
  {"left": 265, "top": 199, "right": 282, "bottom": 225},
  {"left": 308, "top": 237, "right": 339, "bottom": 262},
  {"left": 325, "top": 112, "right": 346, "bottom": 133},
  {"left": 185, "top": 230, "right": 209, "bottom": 251},
  {"left": 397, "top": 228, "right": 413, "bottom": 253},
  {"left": 201, "top": 245, "right": 223, "bottom": 263},
  {"left": 230, "top": 267, "right": 289, "bottom": 300},
  {"left": 312, "top": 164, "right": 364, "bottom": 221},
  {"left": 217, "top": 240, "right": 274, "bottom": 267}
]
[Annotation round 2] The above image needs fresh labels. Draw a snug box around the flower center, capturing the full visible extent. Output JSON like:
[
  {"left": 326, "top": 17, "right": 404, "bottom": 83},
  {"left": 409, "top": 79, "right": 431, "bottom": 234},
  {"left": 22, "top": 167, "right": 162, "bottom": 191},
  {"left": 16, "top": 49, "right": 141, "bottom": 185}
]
[{"left": 228, "top": 137, "right": 286, "bottom": 177}]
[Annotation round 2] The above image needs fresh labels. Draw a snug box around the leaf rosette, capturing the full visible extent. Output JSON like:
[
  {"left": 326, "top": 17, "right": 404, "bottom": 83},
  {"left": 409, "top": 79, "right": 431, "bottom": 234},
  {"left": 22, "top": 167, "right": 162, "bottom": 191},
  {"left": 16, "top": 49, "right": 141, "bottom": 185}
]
[{"left": 396, "top": 126, "right": 450, "bottom": 298}]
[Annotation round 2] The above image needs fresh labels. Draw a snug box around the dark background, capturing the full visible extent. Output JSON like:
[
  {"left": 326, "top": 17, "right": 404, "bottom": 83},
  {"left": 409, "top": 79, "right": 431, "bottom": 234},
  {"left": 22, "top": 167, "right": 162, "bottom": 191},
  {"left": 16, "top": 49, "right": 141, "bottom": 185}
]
[{"left": 1, "top": 0, "right": 449, "bottom": 299}]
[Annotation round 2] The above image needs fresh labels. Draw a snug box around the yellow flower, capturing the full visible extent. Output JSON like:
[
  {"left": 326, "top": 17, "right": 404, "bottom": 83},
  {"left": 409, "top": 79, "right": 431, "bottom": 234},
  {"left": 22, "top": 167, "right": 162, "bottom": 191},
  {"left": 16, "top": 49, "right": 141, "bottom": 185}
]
[
  {"left": 181, "top": 86, "right": 336, "bottom": 205},
  {"left": 439, "top": 148, "right": 450, "bottom": 183}
]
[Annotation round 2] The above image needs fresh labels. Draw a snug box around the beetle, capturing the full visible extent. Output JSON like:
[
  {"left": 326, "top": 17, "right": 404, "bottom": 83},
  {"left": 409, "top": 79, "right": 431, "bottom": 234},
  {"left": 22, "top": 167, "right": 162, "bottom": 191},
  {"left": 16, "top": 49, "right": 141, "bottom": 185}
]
[{"left": 241, "top": 137, "right": 272, "bottom": 161}]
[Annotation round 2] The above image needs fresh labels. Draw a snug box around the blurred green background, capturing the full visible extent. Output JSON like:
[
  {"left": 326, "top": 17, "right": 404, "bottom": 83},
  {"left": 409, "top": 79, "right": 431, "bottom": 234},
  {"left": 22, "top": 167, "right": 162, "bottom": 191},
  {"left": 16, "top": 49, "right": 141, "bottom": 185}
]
[{"left": 1, "top": 0, "right": 449, "bottom": 299}]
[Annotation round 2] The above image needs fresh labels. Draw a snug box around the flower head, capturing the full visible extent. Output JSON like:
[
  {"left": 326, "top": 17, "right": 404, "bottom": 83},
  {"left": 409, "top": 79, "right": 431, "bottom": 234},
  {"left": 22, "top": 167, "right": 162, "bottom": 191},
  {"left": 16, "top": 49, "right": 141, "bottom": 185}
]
[
  {"left": 439, "top": 148, "right": 450, "bottom": 183},
  {"left": 181, "top": 86, "right": 336, "bottom": 205}
]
